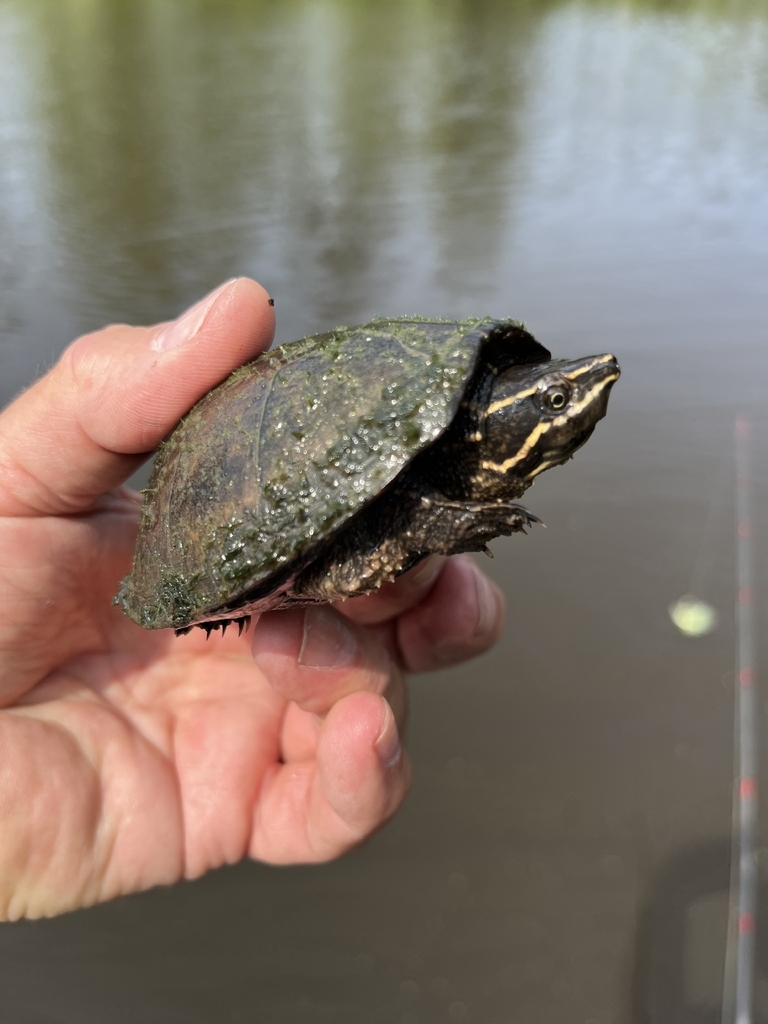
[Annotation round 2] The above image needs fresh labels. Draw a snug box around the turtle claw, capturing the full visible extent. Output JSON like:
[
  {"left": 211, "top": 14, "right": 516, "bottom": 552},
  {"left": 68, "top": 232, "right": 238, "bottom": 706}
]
[
  {"left": 174, "top": 616, "right": 252, "bottom": 638},
  {"left": 234, "top": 610, "right": 252, "bottom": 634},
  {"left": 514, "top": 506, "right": 544, "bottom": 529},
  {"left": 516, "top": 505, "right": 542, "bottom": 527}
]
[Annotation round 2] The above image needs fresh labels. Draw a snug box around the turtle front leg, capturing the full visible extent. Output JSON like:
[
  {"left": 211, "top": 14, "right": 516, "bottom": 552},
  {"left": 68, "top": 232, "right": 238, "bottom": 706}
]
[
  {"left": 412, "top": 496, "right": 541, "bottom": 557},
  {"left": 291, "top": 491, "right": 540, "bottom": 604}
]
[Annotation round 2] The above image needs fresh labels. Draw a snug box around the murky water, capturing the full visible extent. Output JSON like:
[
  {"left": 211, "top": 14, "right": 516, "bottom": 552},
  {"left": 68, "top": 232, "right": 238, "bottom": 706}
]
[{"left": 1, "top": 0, "right": 768, "bottom": 1020}]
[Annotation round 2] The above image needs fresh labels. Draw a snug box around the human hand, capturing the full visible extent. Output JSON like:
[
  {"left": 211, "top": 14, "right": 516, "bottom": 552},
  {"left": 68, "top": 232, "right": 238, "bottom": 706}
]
[{"left": 0, "top": 279, "right": 505, "bottom": 919}]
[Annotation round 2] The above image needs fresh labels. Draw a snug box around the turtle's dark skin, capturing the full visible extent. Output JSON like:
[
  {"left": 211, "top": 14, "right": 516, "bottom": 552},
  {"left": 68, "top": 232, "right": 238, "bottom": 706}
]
[{"left": 116, "top": 318, "right": 619, "bottom": 634}]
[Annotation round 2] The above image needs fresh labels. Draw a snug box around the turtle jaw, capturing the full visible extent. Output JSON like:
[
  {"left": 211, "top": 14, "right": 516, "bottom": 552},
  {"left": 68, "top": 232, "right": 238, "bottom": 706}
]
[{"left": 576, "top": 353, "right": 620, "bottom": 419}]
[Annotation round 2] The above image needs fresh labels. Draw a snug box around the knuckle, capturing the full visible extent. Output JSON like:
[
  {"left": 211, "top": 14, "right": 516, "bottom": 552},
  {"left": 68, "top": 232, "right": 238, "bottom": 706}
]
[{"left": 61, "top": 333, "right": 102, "bottom": 393}]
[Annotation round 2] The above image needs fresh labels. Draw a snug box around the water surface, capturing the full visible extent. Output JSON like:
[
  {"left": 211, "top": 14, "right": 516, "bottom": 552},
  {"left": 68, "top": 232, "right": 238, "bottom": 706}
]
[{"left": 1, "top": 1, "right": 767, "bottom": 1021}]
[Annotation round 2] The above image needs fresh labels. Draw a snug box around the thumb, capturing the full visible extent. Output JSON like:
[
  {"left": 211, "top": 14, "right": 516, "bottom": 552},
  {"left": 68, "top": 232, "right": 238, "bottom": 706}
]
[{"left": 0, "top": 278, "right": 275, "bottom": 516}]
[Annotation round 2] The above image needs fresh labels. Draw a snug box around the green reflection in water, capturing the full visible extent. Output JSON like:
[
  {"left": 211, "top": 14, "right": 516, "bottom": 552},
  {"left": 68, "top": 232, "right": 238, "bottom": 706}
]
[
  {"left": 10, "top": 0, "right": 542, "bottom": 324},
  {"left": 0, "top": 2, "right": 768, "bottom": 1022},
  {"left": 0, "top": 0, "right": 766, "bottom": 342}
]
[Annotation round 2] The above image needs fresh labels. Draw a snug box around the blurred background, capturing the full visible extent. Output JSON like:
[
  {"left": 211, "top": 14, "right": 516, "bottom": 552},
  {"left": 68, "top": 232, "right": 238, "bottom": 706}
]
[{"left": 1, "top": 0, "right": 767, "bottom": 1021}]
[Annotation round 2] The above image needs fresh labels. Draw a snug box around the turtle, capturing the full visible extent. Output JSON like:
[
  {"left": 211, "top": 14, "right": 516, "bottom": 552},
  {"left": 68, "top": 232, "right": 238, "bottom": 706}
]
[{"left": 115, "top": 317, "right": 620, "bottom": 635}]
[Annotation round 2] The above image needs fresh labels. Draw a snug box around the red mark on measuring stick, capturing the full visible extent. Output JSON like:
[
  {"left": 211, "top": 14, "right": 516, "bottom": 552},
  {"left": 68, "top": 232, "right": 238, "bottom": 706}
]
[
  {"left": 739, "top": 912, "right": 755, "bottom": 933},
  {"left": 740, "top": 777, "right": 757, "bottom": 800},
  {"left": 739, "top": 668, "right": 755, "bottom": 687}
]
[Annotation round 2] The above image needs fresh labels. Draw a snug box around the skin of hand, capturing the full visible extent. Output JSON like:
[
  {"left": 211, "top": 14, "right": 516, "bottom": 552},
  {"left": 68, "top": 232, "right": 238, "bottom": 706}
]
[{"left": 0, "top": 279, "right": 505, "bottom": 920}]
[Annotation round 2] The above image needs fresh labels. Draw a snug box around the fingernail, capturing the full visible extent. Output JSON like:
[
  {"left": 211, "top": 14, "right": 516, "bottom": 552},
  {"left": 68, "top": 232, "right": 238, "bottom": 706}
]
[
  {"left": 150, "top": 279, "right": 237, "bottom": 352},
  {"left": 430, "top": 561, "right": 498, "bottom": 665},
  {"left": 251, "top": 608, "right": 304, "bottom": 662},
  {"left": 375, "top": 699, "right": 402, "bottom": 769},
  {"left": 298, "top": 606, "right": 358, "bottom": 669},
  {"left": 471, "top": 562, "right": 498, "bottom": 637}
]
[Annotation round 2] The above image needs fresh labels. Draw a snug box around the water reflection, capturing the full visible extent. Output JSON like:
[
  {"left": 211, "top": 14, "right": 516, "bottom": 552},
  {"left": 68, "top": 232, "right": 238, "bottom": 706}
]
[
  {"left": 1, "top": 0, "right": 766, "bottom": 367},
  {"left": 1, "top": 0, "right": 768, "bottom": 1021},
  {"left": 14, "top": 0, "right": 544, "bottom": 331}
]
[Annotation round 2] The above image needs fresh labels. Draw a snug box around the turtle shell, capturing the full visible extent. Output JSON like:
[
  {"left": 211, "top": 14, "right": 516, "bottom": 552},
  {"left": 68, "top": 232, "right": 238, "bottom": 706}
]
[{"left": 116, "top": 317, "right": 550, "bottom": 630}]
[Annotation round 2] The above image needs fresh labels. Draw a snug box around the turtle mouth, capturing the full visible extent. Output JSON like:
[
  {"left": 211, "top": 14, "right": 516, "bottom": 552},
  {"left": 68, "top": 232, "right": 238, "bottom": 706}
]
[
  {"left": 582, "top": 353, "right": 620, "bottom": 404},
  {"left": 595, "top": 354, "right": 620, "bottom": 382},
  {"left": 586, "top": 356, "right": 620, "bottom": 424},
  {"left": 562, "top": 353, "right": 620, "bottom": 427}
]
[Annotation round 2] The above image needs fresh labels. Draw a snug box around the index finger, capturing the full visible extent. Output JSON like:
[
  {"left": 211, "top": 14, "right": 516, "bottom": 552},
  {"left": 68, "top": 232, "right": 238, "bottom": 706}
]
[{"left": 0, "top": 278, "right": 275, "bottom": 517}]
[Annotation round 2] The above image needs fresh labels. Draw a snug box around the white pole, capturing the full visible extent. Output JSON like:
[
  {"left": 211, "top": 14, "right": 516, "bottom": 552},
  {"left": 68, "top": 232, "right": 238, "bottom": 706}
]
[{"left": 732, "top": 415, "right": 758, "bottom": 1024}]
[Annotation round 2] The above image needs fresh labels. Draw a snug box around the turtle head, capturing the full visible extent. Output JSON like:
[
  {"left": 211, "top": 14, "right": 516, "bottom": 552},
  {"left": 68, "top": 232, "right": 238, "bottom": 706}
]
[{"left": 476, "top": 352, "right": 620, "bottom": 495}]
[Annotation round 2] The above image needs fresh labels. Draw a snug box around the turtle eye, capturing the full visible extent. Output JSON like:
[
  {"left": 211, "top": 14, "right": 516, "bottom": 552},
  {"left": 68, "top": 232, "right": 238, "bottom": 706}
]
[{"left": 542, "top": 384, "right": 570, "bottom": 412}]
